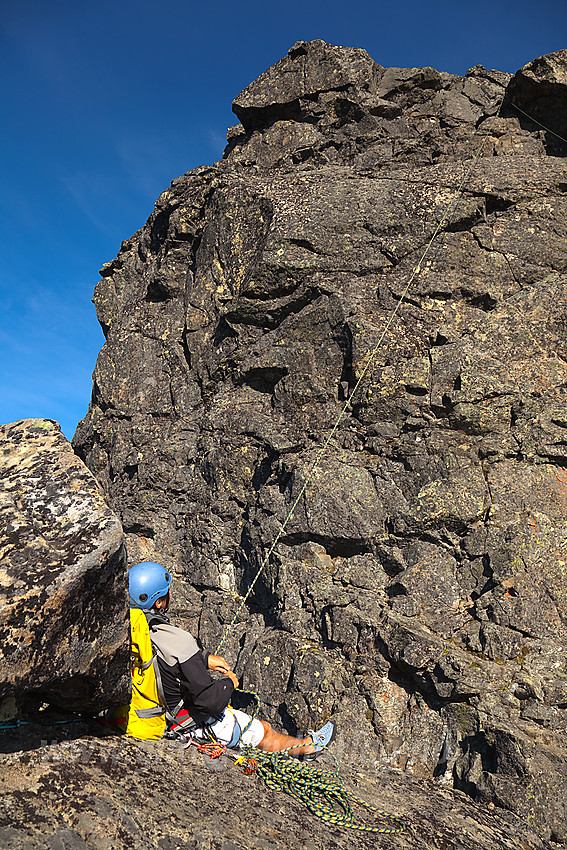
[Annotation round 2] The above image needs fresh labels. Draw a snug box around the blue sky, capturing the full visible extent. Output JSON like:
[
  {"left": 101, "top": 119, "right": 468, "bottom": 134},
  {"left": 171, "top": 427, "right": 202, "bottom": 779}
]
[{"left": 1, "top": 0, "right": 565, "bottom": 440}]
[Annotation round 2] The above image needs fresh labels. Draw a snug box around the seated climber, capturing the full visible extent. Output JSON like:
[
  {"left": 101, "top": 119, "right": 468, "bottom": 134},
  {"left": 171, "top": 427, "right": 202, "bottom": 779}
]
[{"left": 128, "top": 561, "right": 335, "bottom": 757}]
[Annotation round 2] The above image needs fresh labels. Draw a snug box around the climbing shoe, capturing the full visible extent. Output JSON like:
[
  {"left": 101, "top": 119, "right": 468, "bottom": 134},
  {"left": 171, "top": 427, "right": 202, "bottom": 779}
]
[{"left": 304, "top": 721, "right": 335, "bottom": 759}]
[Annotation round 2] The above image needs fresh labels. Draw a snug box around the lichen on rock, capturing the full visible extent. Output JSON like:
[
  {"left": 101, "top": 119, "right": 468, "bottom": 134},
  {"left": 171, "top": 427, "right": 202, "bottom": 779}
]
[{"left": 0, "top": 419, "right": 129, "bottom": 713}]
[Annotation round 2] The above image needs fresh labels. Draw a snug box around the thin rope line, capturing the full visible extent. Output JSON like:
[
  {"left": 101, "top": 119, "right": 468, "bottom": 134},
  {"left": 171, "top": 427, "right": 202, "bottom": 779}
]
[
  {"left": 215, "top": 97, "right": 503, "bottom": 655},
  {"left": 508, "top": 100, "right": 567, "bottom": 145}
]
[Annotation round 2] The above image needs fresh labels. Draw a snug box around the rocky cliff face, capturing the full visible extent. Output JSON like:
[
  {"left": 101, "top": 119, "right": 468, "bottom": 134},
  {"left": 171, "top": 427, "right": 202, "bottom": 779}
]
[
  {"left": 74, "top": 41, "right": 567, "bottom": 843},
  {"left": 0, "top": 420, "right": 129, "bottom": 713}
]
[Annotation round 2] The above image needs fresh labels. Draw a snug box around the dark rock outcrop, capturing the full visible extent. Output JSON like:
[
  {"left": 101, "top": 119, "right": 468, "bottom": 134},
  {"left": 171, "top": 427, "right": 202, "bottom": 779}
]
[
  {"left": 73, "top": 42, "right": 567, "bottom": 843},
  {"left": 0, "top": 419, "right": 129, "bottom": 713},
  {"left": 506, "top": 48, "right": 567, "bottom": 149}
]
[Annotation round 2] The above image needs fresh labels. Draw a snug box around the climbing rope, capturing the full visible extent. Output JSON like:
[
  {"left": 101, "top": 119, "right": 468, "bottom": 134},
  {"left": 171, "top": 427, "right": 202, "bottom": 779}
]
[
  {"left": 508, "top": 100, "right": 567, "bottom": 146},
  {"left": 209, "top": 94, "right": 511, "bottom": 836},
  {"left": 0, "top": 715, "right": 89, "bottom": 731}
]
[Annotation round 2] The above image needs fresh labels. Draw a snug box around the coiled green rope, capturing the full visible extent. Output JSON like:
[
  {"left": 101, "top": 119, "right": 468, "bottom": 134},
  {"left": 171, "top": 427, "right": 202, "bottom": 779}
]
[
  {"left": 234, "top": 689, "right": 405, "bottom": 834},
  {"left": 236, "top": 744, "right": 405, "bottom": 834}
]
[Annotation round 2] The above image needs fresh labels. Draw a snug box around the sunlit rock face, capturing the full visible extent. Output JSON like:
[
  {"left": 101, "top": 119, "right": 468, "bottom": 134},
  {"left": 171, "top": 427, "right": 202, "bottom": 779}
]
[
  {"left": 0, "top": 419, "right": 129, "bottom": 713},
  {"left": 74, "top": 43, "right": 567, "bottom": 842}
]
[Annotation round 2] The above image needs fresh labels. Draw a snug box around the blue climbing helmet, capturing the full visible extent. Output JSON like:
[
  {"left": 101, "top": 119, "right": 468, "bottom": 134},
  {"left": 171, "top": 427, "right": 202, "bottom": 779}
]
[{"left": 129, "top": 561, "right": 172, "bottom": 610}]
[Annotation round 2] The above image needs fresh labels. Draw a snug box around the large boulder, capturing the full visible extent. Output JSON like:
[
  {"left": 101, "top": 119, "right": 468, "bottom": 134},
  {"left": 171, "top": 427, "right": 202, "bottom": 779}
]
[
  {"left": 74, "top": 42, "right": 567, "bottom": 843},
  {"left": 0, "top": 419, "right": 129, "bottom": 713}
]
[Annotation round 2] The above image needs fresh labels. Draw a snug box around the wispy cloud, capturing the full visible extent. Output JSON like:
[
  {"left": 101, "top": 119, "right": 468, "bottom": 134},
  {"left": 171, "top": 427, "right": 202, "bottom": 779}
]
[
  {"left": 60, "top": 169, "right": 138, "bottom": 238},
  {"left": 208, "top": 128, "right": 227, "bottom": 158},
  {"left": 115, "top": 133, "right": 184, "bottom": 199}
]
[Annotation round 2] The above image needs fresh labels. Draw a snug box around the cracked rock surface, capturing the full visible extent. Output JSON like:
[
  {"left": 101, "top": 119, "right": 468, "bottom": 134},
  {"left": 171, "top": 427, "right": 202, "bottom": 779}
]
[
  {"left": 73, "top": 41, "right": 567, "bottom": 844},
  {"left": 0, "top": 726, "right": 554, "bottom": 849}
]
